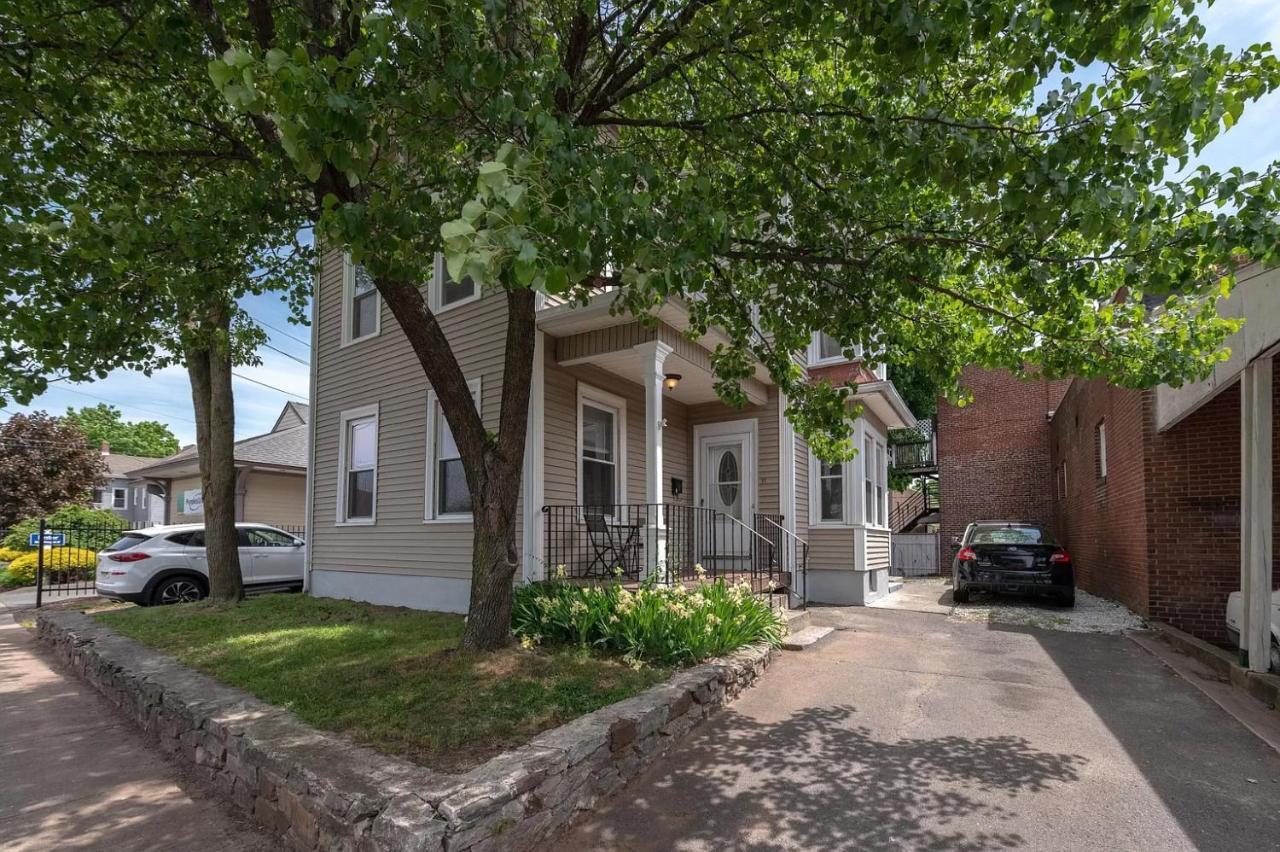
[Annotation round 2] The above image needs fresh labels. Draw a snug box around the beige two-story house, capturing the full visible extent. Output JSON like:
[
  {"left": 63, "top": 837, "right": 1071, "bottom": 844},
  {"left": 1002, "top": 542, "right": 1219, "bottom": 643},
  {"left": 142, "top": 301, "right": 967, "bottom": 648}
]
[{"left": 305, "top": 251, "right": 916, "bottom": 612}]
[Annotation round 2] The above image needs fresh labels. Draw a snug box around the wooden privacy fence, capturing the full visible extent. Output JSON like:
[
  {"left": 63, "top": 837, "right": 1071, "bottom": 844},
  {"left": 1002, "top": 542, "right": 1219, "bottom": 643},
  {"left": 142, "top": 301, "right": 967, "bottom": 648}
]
[{"left": 892, "top": 533, "right": 940, "bottom": 577}]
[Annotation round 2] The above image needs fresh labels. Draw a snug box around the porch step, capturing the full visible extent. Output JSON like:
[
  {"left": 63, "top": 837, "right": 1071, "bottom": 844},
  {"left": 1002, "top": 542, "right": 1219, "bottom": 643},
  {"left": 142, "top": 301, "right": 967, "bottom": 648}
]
[
  {"left": 888, "top": 579, "right": 904, "bottom": 594},
  {"left": 782, "top": 625, "right": 835, "bottom": 652},
  {"left": 783, "top": 608, "right": 811, "bottom": 634}
]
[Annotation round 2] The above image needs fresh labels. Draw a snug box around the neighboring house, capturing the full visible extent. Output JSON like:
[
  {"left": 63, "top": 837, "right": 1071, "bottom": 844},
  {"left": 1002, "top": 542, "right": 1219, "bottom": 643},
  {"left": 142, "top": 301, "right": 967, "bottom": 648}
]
[
  {"left": 92, "top": 443, "right": 168, "bottom": 526},
  {"left": 129, "top": 402, "right": 309, "bottom": 529},
  {"left": 305, "top": 251, "right": 916, "bottom": 613},
  {"left": 937, "top": 262, "right": 1280, "bottom": 652}
]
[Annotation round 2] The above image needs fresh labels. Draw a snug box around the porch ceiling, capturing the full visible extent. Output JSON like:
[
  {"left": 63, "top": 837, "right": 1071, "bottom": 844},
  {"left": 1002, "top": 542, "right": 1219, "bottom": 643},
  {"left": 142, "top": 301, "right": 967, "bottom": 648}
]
[{"left": 559, "top": 347, "right": 766, "bottom": 405}]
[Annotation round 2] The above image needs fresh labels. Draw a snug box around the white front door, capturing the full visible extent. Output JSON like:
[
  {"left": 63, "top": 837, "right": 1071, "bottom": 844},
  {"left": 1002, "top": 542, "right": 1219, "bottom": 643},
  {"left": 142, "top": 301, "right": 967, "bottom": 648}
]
[{"left": 695, "top": 422, "right": 756, "bottom": 561}]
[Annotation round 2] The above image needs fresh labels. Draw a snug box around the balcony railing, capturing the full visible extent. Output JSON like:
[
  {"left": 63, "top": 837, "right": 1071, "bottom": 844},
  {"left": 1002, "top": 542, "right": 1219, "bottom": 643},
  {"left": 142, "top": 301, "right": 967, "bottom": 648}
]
[
  {"left": 541, "top": 503, "right": 798, "bottom": 606},
  {"left": 889, "top": 418, "right": 937, "bottom": 474}
]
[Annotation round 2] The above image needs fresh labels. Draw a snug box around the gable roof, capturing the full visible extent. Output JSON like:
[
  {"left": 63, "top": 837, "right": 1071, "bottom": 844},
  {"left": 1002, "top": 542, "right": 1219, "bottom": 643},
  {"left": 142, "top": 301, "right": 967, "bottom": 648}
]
[
  {"left": 103, "top": 453, "right": 160, "bottom": 477},
  {"left": 129, "top": 402, "right": 308, "bottom": 479}
]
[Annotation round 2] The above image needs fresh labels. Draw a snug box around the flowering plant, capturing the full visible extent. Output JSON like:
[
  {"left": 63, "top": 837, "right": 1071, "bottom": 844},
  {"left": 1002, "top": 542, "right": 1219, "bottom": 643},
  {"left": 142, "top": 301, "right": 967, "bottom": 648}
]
[{"left": 512, "top": 568, "right": 785, "bottom": 665}]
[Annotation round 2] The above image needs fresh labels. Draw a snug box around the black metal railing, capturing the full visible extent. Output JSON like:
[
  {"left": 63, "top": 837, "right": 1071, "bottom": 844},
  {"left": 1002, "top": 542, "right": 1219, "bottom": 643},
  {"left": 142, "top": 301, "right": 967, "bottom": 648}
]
[
  {"left": 754, "top": 514, "right": 808, "bottom": 609},
  {"left": 541, "top": 503, "right": 789, "bottom": 605},
  {"left": 889, "top": 485, "right": 938, "bottom": 533},
  {"left": 889, "top": 418, "right": 938, "bottom": 474},
  {"left": 0, "top": 518, "right": 130, "bottom": 606}
]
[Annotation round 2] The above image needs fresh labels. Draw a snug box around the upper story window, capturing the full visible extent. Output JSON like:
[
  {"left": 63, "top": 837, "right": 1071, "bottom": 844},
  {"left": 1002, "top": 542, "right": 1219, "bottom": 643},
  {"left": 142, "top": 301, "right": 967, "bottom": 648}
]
[
  {"left": 1096, "top": 421, "right": 1108, "bottom": 480},
  {"left": 342, "top": 256, "right": 380, "bottom": 345},
  {"left": 809, "top": 332, "right": 863, "bottom": 367},
  {"left": 426, "top": 379, "right": 482, "bottom": 520},
  {"left": 338, "top": 404, "right": 379, "bottom": 524},
  {"left": 579, "top": 385, "right": 626, "bottom": 511},
  {"left": 431, "top": 253, "right": 479, "bottom": 313}
]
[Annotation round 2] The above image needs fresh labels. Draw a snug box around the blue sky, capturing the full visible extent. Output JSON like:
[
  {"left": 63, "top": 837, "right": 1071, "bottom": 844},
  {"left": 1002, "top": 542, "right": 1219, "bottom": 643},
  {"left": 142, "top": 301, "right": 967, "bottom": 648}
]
[{"left": 2, "top": 1, "right": 1277, "bottom": 448}]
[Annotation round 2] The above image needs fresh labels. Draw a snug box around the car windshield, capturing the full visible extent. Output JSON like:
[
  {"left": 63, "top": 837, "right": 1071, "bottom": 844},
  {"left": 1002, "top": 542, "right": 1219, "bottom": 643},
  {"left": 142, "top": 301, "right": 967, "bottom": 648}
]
[
  {"left": 104, "top": 533, "right": 150, "bottom": 552},
  {"left": 969, "top": 525, "right": 1055, "bottom": 545}
]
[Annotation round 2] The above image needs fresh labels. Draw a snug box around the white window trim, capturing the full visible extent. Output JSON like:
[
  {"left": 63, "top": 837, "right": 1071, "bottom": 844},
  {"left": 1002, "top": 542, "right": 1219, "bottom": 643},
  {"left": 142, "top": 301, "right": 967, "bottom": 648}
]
[
  {"left": 577, "top": 383, "right": 628, "bottom": 513},
  {"left": 112, "top": 487, "right": 127, "bottom": 510},
  {"left": 336, "top": 403, "right": 379, "bottom": 525},
  {"left": 430, "top": 252, "right": 481, "bottom": 314},
  {"left": 340, "top": 255, "right": 381, "bottom": 347},
  {"left": 813, "top": 458, "right": 847, "bottom": 524},
  {"left": 875, "top": 439, "right": 887, "bottom": 528},
  {"left": 808, "top": 332, "right": 863, "bottom": 368},
  {"left": 425, "top": 377, "right": 483, "bottom": 522},
  {"left": 1097, "top": 421, "right": 1108, "bottom": 480}
]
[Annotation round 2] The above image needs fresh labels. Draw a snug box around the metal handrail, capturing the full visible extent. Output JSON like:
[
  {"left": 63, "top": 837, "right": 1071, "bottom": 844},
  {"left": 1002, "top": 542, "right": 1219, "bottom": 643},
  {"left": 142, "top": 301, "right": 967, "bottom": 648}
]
[{"left": 755, "top": 515, "right": 808, "bottom": 608}]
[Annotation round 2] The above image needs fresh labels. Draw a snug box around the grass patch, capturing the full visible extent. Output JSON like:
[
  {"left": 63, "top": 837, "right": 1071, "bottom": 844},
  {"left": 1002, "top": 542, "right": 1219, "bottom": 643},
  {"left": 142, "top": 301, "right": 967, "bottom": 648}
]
[{"left": 95, "top": 595, "right": 670, "bottom": 771}]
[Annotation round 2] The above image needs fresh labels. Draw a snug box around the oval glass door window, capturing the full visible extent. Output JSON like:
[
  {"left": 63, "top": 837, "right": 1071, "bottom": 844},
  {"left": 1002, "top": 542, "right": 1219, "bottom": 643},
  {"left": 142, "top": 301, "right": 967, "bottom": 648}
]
[{"left": 712, "top": 447, "right": 742, "bottom": 518}]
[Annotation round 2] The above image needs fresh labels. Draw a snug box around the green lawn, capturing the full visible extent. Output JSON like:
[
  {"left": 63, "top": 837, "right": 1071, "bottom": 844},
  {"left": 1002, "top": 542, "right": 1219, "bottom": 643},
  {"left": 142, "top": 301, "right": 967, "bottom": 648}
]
[{"left": 96, "top": 595, "right": 670, "bottom": 771}]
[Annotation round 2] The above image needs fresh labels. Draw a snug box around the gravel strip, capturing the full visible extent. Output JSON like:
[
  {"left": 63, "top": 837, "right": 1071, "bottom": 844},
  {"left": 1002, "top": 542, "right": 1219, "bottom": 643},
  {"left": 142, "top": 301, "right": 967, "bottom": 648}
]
[{"left": 950, "top": 588, "right": 1146, "bottom": 634}]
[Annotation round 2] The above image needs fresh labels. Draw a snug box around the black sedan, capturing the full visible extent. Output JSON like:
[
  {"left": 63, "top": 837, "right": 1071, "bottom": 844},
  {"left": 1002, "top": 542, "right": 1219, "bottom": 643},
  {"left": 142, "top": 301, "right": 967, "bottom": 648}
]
[{"left": 951, "top": 522, "right": 1074, "bottom": 607}]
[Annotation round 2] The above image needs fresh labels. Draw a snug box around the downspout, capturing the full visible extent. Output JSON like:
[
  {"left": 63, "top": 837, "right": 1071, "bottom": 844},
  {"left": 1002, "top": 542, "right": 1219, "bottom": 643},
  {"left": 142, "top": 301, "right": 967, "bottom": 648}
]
[{"left": 302, "top": 253, "right": 321, "bottom": 594}]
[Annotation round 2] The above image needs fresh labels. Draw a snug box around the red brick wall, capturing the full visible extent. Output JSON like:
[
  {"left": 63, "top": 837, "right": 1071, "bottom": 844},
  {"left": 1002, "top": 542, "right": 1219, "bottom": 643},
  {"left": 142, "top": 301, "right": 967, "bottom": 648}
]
[
  {"left": 937, "top": 367, "right": 1072, "bottom": 562},
  {"left": 1052, "top": 371, "right": 1280, "bottom": 645},
  {"left": 1050, "top": 380, "right": 1151, "bottom": 615}
]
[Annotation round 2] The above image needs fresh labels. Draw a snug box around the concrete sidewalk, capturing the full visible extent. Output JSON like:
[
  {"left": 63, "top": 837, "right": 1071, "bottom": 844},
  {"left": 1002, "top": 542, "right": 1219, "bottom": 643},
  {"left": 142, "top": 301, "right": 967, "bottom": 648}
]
[{"left": 0, "top": 613, "right": 280, "bottom": 851}]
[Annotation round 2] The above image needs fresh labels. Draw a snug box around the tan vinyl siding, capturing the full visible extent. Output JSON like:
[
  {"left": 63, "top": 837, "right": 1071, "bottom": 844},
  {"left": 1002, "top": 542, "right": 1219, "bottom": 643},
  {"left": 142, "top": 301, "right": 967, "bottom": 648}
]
[
  {"left": 309, "top": 249, "right": 514, "bottom": 578},
  {"left": 865, "top": 528, "right": 891, "bottom": 570},
  {"left": 555, "top": 323, "right": 656, "bottom": 362},
  {"left": 686, "top": 387, "right": 781, "bottom": 517},
  {"left": 808, "top": 527, "right": 855, "bottom": 570},
  {"left": 169, "top": 475, "right": 204, "bottom": 524},
  {"left": 542, "top": 359, "right": 692, "bottom": 508},
  {"left": 794, "top": 431, "right": 809, "bottom": 540},
  {"left": 242, "top": 471, "right": 306, "bottom": 527}
]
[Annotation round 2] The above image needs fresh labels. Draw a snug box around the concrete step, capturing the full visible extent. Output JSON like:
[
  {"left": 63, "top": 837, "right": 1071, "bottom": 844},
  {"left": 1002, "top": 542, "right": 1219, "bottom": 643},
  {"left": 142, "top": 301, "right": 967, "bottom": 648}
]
[
  {"left": 781, "top": 625, "right": 835, "bottom": 651},
  {"left": 783, "top": 608, "right": 811, "bottom": 634},
  {"left": 887, "top": 580, "right": 904, "bottom": 594}
]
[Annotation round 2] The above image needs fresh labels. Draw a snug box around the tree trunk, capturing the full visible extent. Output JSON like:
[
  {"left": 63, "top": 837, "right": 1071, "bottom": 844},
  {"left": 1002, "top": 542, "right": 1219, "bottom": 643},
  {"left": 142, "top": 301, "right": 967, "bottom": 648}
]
[
  {"left": 459, "top": 290, "right": 538, "bottom": 651},
  {"left": 186, "top": 304, "right": 243, "bottom": 604}
]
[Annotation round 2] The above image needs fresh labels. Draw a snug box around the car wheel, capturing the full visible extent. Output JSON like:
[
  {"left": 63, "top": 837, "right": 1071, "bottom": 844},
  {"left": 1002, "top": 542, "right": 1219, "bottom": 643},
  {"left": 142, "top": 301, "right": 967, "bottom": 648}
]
[
  {"left": 1057, "top": 589, "right": 1076, "bottom": 608},
  {"left": 952, "top": 586, "right": 970, "bottom": 604},
  {"left": 152, "top": 576, "right": 207, "bottom": 606}
]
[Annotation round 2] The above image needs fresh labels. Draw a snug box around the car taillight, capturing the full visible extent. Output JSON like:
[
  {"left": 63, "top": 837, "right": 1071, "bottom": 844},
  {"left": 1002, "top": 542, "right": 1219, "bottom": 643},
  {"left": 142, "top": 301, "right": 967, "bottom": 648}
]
[
  {"left": 957, "top": 547, "right": 977, "bottom": 561},
  {"left": 107, "top": 552, "right": 151, "bottom": 562},
  {"left": 1050, "top": 550, "right": 1071, "bottom": 564}
]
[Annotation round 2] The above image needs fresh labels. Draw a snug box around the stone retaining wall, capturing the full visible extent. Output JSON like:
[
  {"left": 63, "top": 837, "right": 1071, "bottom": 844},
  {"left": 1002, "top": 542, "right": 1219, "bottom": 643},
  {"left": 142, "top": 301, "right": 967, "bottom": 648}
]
[{"left": 37, "top": 611, "right": 774, "bottom": 851}]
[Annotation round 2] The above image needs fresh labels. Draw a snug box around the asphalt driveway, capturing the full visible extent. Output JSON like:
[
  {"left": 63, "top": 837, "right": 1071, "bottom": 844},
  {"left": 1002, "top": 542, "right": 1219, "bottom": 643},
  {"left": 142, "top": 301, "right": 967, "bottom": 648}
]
[{"left": 555, "top": 606, "right": 1280, "bottom": 851}]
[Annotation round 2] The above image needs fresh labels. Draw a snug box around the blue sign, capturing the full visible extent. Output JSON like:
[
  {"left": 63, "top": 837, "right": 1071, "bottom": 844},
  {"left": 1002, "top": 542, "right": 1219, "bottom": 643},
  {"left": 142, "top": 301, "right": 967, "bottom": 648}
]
[{"left": 28, "top": 532, "right": 66, "bottom": 547}]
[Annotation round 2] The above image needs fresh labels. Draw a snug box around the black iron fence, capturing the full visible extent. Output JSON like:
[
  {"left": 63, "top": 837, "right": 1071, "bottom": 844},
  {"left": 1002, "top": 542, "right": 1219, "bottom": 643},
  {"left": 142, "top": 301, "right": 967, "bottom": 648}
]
[
  {"left": 541, "top": 503, "right": 798, "bottom": 606},
  {"left": 0, "top": 518, "right": 130, "bottom": 606}
]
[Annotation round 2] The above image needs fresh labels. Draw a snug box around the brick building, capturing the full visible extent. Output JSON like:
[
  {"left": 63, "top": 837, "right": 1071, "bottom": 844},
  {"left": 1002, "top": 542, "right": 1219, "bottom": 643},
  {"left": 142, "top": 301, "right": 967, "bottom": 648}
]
[
  {"left": 936, "top": 367, "right": 1071, "bottom": 563},
  {"left": 936, "top": 262, "right": 1280, "bottom": 654}
]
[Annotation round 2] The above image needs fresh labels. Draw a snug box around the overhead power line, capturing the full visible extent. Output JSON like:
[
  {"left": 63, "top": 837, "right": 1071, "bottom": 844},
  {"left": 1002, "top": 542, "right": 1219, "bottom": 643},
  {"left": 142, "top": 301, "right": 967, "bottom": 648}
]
[
  {"left": 261, "top": 341, "right": 310, "bottom": 367},
  {"left": 232, "top": 372, "right": 309, "bottom": 401},
  {"left": 255, "top": 319, "right": 312, "bottom": 349}
]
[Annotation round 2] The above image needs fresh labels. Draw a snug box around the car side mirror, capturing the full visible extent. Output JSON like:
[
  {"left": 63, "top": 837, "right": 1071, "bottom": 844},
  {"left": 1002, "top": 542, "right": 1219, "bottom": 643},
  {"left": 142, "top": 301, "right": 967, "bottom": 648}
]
[{"left": 950, "top": 536, "right": 962, "bottom": 551}]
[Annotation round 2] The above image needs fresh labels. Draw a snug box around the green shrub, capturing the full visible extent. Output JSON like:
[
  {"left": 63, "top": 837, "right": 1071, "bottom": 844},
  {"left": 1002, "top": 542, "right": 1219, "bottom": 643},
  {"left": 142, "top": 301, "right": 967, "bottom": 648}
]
[
  {"left": 513, "top": 572, "right": 785, "bottom": 666},
  {"left": 2, "top": 505, "right": 128, "bottom": 552},
  {"left": 4, "top": 546, "right": 99, "bottom": 587}
]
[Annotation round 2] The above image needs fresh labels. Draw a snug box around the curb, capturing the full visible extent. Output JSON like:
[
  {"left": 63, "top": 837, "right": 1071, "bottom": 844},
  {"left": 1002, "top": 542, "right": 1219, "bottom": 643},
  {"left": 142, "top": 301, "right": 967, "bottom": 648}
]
[{"left": 1143, "top": 621, "right": 1280, "bottom": 713}]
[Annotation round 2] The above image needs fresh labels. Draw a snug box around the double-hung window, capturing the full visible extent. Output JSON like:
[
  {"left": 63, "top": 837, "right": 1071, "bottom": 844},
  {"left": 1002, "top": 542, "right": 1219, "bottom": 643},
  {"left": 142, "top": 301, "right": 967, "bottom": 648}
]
[
  {"left": 863, "top": 435, "right": 876, "bottom": 525},
  {"left": 112, "top": 488, "right": 127, "bottom": 510},
  {"left": 875, "top": 441, "right": 886, "bottom": 526},
  {"left": 818, "top": 461, "right": 844, "bottom": 522},
  {"left": 810, "top": 332, "right": 844, "bottom": 366},
  {"left": 343, "top": 257, "right": 380, "bottom": 344},
  {"left": 579, "top": 386, "right": 625, "bottom": 511},
  {"left": 339, "top": 405, "right": 379, "bottom": 523},
  {"left": 426, "top": 379, "right": 481, "bottom": 520},
  {"left": 431, "top": 253, "right": 479, "bottom": 312}
]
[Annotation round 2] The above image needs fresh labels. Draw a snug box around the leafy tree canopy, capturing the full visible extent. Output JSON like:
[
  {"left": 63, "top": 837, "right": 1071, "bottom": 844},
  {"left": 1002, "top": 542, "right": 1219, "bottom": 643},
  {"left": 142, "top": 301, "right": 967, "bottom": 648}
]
[
  {"left": 63, "top": 404, "right": 182, "bottom": 458},
  {"left": 0, "top": 413, "right": 105, "bottom": 527},
  {"left": 1, "top": 1, "right": 1277, "bottom": 460}
]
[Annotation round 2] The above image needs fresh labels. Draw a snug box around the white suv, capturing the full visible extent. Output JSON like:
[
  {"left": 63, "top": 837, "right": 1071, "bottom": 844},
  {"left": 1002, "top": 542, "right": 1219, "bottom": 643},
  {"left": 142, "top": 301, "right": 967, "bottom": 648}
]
[{"left": 96, "top": 523, "right": 305, "bottom": 606}]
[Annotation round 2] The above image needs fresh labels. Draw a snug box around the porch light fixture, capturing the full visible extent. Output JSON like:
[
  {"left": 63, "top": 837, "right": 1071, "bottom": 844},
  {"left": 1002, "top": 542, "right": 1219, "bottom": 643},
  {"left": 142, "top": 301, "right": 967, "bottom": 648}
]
[{"left": 663, "top": 373, "right": 682, "bottom": 390}]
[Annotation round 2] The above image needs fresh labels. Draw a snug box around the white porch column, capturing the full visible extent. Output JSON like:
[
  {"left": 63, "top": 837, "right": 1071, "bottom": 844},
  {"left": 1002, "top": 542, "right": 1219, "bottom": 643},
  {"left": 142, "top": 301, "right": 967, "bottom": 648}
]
[
  {"left": 521, "top": 330, "right": 546, "bottom": 582},
  {"left": 1241, "top": 357, "right": 1274, "bottom": 672},
  {"left": 635, "top": 340, "right": 674, "bottom": 577}
]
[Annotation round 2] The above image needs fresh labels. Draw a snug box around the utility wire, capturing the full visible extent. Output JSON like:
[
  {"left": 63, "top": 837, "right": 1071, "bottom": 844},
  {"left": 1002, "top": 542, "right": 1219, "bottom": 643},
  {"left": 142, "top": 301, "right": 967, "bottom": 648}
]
[
  {"left": 255, "top": 319, "right": 311, "bottom": 348},
  {"left": 232, "top": 372, "right": 308, "bottom": 401},
  {"left": 29, "top": 384, "right": 198, "bottom": 425},
  {"left": 261, "top": 341, "right": 310, "bottom": 367}
]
